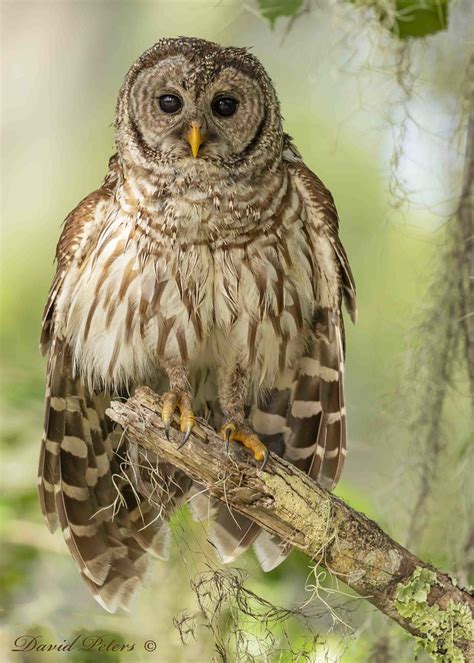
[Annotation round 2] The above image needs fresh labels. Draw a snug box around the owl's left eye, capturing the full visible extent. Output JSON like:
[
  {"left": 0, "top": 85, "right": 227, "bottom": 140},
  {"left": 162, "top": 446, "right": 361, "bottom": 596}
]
[
  {"left": 158, "top": 94, "right": 183, "bottom": 114},
  {"left": 212, "top": 96, "right": 238, "bottom": 117}
]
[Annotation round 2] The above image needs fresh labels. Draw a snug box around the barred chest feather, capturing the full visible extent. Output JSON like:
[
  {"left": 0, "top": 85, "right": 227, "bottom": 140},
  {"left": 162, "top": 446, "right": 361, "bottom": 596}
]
[{"left": 56, "top": 167, "right": 333, "bottom": 394}]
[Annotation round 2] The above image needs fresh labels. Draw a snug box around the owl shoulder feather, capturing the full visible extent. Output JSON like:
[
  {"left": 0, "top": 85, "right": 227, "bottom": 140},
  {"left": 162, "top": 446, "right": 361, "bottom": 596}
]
[
  {"left": 40, "top": 154, "right": 120, "bottom": 353},
  {"left": 283, "top": 135, "right": 357, "bottom": 324}
]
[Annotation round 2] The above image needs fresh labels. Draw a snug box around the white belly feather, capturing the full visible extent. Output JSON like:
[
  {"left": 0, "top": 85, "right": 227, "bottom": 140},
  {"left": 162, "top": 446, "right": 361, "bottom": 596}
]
[{"left": 55, "top": 187, "right": 321, "bottom": 393}]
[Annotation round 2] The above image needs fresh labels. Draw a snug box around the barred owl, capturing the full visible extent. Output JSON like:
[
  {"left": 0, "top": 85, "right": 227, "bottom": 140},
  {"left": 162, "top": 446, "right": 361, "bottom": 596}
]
[{"left": 38, "top": 37, "right": 356, "bottom": 611}]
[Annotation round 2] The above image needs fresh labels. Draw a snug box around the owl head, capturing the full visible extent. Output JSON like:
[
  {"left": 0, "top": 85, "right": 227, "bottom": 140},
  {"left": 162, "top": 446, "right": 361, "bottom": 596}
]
[{"left": 115, "top": 37, "right": 283, "bottom": 179}]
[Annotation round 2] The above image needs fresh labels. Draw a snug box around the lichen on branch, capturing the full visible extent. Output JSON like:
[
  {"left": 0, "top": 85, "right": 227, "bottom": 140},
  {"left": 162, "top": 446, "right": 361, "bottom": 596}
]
[{"left": 395, "top": 567, "right": 474, "bottom": 662}]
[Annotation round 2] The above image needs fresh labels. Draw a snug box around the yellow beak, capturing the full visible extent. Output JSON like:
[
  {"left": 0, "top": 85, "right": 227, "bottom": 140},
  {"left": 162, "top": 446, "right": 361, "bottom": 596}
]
[{"left": 185, "top": 122, "right": 205, "bottom": 158}]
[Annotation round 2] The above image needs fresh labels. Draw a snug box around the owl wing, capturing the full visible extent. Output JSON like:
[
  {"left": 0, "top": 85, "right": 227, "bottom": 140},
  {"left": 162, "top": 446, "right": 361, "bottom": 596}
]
[
  {"left": 285, "top": 149, "right": 356, "bottom": 489},
  {"left": 254, "top": 140, "right": 356, "bottom": 490},
  {"left": 250, "top": 142, "right": 356, "bottom": 571},
  {"left": 38, "top": 156, "right": 188, "bottom": 611},
  {"left": 40, "top": 154, "right": 120, "bottom": 354}
]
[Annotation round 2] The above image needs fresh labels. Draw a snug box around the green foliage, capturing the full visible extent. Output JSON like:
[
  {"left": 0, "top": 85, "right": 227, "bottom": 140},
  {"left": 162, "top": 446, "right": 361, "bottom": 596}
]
[
  {"left": 257, "top": 0, "right": 304, "bottom": 26},
  {"left": 382, "top": 0, "right": 449, "bottom": 39},
  {"left": 395, "top": 567, "right": 474, "bottom": 662},
  {"left": 1, "top": 543, "right": 40, "bottom": 612},
  {"left": 354, "top": 0, "right": 450, "bottom": 40},
  {"left": 258, "top": 0, "right": 449, "bottom": 39}
]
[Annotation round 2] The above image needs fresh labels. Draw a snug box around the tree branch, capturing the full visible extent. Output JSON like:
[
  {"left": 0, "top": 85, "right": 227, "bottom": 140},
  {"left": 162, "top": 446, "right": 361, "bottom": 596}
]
[{"left": 107, "top": 387, "right": 474, "bottom": 659}]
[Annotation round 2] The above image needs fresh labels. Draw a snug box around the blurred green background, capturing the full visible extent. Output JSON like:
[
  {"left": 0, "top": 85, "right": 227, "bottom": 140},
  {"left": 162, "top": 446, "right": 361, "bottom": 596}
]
[{"left": 1, "top": 1, "right": 472, "bottom": 661}]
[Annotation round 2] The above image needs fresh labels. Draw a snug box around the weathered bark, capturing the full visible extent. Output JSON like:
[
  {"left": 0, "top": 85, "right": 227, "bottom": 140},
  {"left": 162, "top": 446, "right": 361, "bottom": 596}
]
[{"left": 108, "top": 387, "right": 474, "bottom": 659}]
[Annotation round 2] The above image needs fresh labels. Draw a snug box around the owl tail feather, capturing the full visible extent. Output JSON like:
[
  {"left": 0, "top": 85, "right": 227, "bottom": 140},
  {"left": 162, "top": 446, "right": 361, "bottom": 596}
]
[
  {"left": 210, "top": 507, "right": 261, "bottom": 564},
  {"left": 188, "top": 489, "right": 262, "bottom": 565},
  {"left": 38, "top": 343, "right": 170, "bottom": 611},
  {"left": 189, "top": 491, "right": 291, "bottom": 571},
  {"left": 253, "top": 530, "right": 291, "bottom": 572}
]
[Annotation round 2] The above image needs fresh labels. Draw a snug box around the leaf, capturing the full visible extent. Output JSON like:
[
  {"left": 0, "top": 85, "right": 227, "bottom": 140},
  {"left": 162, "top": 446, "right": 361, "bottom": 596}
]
[
  {"left": 392, "top": 0, "right": 449, "bottom": 39},
  {"left": 258, "top": 0, "right": 304, "bottom": 27},
  {"left": 346, "top": 1, "right": 449, "bottom": 39}
]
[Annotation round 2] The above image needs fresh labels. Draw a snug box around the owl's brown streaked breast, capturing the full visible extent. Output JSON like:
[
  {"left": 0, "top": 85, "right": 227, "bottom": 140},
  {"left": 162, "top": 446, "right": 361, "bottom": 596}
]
[{"left": 56, "top": 169, "right": 329, "bottom": 394}]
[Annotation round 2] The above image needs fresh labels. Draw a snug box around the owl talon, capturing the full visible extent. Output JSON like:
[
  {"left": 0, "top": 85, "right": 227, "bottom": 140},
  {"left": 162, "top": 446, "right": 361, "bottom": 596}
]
[
  {"left": 161, "top": 390, "right": 195, "bottom": 445},
  {"left": 225, "top": 427, "right": 232, "bottom": 453},
  {"left": 220, "top": 422, "right": 269, "bottom": 470},
  {"left": 178, "top": 424, "right": 193, "bottom": 449}
]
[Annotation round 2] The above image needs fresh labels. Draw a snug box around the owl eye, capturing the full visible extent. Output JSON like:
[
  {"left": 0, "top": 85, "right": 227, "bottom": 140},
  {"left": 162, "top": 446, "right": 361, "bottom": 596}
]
[
  {"left": 212, "top": 97, "right": 238, "bottom": 118},
  {"left": 158, "top": 94, "right": 182, "bottom": 114}
]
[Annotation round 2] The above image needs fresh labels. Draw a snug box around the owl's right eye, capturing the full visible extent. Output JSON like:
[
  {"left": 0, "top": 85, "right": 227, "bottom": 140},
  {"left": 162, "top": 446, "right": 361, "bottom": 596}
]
[{"left": 158, "top": 94, "right": 182, "bottom": 114}]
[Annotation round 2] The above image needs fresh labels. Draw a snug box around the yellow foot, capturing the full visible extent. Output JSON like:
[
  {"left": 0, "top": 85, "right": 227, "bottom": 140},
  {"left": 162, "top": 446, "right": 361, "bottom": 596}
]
[
  {"left": 220, "top": 422, "right": 269, "bottom": 470},
  {"left": 162, "top": 390, "right": 195, "bottom": 448}
]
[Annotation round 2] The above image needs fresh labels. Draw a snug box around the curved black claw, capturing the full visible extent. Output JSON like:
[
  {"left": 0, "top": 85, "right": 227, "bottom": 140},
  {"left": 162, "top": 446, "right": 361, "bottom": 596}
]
[
  {"left": 259, "top": 448, "right": 270, "bottom": 471},
  {"left": 164, "top": 424, "right": 170, "bottom": 440},
  {"left": 225, "top": 427, "right": 232, "bottom": 453},
  {"left": 177, "top": 424, "right": 193, "bottom": 449}
]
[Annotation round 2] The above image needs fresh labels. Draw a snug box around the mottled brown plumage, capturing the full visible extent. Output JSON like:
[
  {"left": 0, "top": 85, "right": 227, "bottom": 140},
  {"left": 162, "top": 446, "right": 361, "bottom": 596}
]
[{"left": 38, "top": 37, "right": 356, "bottom": 610}]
